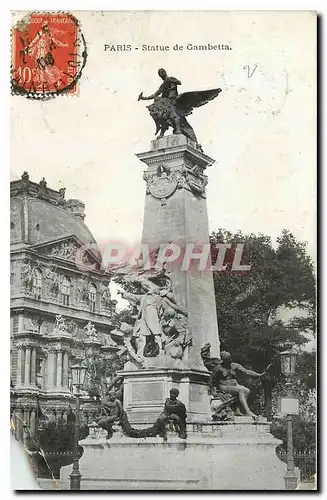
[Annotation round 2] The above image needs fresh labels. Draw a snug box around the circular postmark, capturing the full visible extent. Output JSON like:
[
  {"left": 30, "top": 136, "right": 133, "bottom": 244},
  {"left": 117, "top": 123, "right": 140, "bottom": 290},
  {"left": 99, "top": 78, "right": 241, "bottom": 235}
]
[{"left": 11, "top": 12, "right": 87, "bottom": 100}]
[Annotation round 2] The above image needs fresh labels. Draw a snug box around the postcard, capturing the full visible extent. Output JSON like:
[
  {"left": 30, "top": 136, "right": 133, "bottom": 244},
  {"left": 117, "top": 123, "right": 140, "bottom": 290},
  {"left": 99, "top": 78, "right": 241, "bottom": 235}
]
[{"left": 10, "top": 10, "right": 316, "bottom": 491}]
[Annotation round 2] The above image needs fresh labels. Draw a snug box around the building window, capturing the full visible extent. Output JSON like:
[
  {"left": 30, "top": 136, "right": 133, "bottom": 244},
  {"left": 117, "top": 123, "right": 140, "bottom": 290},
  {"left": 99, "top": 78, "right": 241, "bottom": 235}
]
[
  {"left": 89, "top": 283, "right": 97, "bottom": 312},
  {"left": 61, "top": 276, "right": 71, "bottom": 306},
  {"left": 12, "top": 316, "right": 19, "bottom": 335},
  {"left": 32, "top": 269, "right": 42, "bottom": 299}
]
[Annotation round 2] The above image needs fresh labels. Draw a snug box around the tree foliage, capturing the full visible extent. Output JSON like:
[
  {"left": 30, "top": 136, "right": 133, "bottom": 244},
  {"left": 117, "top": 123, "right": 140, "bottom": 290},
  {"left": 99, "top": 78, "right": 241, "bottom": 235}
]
[
  {"left": 81, "top": 350, "right": 126, "bottom": 401},
  {"left": 37, "top": 418, "right": 89, "bottom": 453},
  {"left": 210, "top": 228, "right": 316, "bottom": 418},
  {"left": 271, "top": 416, "right": 316, "bottom": 452}
]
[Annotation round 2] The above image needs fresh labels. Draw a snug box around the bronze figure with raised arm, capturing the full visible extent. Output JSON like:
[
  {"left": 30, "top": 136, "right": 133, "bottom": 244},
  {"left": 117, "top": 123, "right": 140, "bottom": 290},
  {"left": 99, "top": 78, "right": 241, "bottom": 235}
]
[
  {"left": 209, "top": 350, "right": 270, "bottom": 419},
  {"left": 138, "top": 68, "right": 222, "bottom": 145},
  {"left": 117, "top": 273, "right": 188, "bottom": 361},
  {"left": 201, "top": 343, "right": 271, "bottom": 420}
]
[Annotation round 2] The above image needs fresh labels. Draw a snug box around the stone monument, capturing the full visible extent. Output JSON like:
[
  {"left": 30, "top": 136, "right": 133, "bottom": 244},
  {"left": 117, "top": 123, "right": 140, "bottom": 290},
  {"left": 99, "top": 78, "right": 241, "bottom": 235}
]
[
  {"left": 122, "top": 133, "right": 221, "bottom": 423},
  {"left": 59, "top": 70, "right": 286, "bottom": 490},
  {"left": 115, "top": 70, "right": 223, "bottom": 424}
]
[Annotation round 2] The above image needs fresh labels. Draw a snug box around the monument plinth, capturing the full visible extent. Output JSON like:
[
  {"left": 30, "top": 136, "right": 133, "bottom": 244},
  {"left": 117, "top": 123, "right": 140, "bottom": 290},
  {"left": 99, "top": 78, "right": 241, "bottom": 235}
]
[
  {"left": 60, "top": 419, "right": 285, "bottom": 490},
  {"left": 122, "top": 366, "right": 210, "bottom": 423}
]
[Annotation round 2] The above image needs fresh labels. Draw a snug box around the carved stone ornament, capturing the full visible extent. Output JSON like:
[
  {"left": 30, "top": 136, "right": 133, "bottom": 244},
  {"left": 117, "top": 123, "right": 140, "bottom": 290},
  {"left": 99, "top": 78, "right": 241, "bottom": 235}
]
[
  {"left": 24, "top": 316, "right": 39, "bottom": 333},
  {"left": 143, "top": 163, "right": 208, "bottom": 200},
  {"left": 38, "top": 177, "right": 48, "bottom": 199},
  {"left": 10, "top": 201, "right": 20, "bottom": 229},
  {"left": 52, "top": 314, "right": 69, "bottom": 335},
  {"left": 65, "top": 319, "right": 79, "bottom": 337},
  {"left": 77, "top": 276, "right": 90, "bottom": 302},
  {"left": 50, "top": 241, "right": 79, "bottom": 261},
  {"left": 103, "top": 334, "right": 117, "bottom": 347},
  {"left": 144, "top": 164, "right": 178, "bottom": 199},
  {"left": 20, "top": 260, "right": 34, "bottom": 291},
  {"left": 45, "top": 265, "right": 60, "bottom": 296},
  {"left": 100, "top": 284, "right": 112, "bottom": 307},
  {"left": 84, "top": 321, "right": 98, "bottom": 342},
  {"left": 176, "top": 165, "right": 208, "bottom": 197}
]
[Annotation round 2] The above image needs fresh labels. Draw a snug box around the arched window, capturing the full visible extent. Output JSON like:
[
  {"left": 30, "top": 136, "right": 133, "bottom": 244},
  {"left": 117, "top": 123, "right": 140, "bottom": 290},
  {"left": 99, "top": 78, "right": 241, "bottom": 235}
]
[
  {"left": 61, "top": 276, "right": 71, "bottom": 306},
  {"left": 89, "top": 283, "right": 97, "bottom": 312},
  {"left": 32, "top": 269, "right": 42, "bottom": 299}
]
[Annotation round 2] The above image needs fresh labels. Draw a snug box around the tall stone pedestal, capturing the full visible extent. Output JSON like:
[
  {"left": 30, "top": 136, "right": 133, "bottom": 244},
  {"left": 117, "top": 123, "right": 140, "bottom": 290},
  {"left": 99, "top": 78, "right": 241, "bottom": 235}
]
[
  {"left": 137, "top": 134, "right": 220, "bottom": 365},
  {"left": 59, "top": 420, "right": 286, "bottom": 490},
  {"left": 124, "top": 135, "right": 221, "bottom": 423}
]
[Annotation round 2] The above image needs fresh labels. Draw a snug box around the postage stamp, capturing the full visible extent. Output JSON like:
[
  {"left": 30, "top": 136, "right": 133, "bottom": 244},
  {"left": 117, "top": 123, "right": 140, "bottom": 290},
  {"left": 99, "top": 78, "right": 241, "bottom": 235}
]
[{"left": 11, "top": 12, "right": 87, "bottom": 99}]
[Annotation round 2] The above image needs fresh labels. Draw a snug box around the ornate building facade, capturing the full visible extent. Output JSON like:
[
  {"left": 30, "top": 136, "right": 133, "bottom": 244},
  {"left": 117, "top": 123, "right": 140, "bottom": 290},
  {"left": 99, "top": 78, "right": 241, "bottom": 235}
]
[{"left": 10, "top": 173, "right": 120, "bottom": 440}]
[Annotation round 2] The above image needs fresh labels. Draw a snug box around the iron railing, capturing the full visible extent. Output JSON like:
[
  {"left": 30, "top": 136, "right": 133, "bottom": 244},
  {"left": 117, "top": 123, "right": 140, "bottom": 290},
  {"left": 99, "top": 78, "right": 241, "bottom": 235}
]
[{"left": 276, "top": 449, "right": 316, "bottom": 482}]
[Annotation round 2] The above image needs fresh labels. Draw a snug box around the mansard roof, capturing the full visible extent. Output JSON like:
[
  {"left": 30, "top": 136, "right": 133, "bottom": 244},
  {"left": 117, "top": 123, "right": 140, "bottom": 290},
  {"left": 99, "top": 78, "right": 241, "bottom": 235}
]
[{"left": 10, "top": 172, "right": 98, "bottom": 252}]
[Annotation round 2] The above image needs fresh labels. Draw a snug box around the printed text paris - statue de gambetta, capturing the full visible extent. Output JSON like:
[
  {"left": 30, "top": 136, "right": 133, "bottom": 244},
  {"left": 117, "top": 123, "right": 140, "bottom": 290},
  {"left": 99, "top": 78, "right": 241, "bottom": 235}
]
[{"left": 104, "top": 43, "right": 232, "bottom": 52}]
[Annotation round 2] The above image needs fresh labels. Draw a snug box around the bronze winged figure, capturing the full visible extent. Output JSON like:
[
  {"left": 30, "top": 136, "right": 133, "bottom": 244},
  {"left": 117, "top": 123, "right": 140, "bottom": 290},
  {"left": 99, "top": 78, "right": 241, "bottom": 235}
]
[{"left": 138, "top": 68, "right": 222, "bottom": 145}]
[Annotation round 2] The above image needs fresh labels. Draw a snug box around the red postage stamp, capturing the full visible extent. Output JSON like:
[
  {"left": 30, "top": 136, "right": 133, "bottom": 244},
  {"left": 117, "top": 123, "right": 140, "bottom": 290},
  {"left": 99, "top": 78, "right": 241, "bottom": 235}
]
[{"left": 11, "top": 12, "right": 87, "bottom": 99}]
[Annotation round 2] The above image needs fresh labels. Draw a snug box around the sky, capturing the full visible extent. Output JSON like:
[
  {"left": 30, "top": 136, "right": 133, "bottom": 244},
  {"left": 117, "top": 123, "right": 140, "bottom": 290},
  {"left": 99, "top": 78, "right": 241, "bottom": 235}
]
[{"left": 11, "top": 11, "right": 316, "bottom": 260}]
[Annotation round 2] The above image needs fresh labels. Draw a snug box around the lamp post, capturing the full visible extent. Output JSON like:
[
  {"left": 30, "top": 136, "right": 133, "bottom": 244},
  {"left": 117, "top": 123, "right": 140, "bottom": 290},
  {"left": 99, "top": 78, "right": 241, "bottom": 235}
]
[
  {"left": 69, "top": 360, "right": 87, "bottom": 491},
  {"left": 279, "top": 349, "right": 299, "bottom": 490}
]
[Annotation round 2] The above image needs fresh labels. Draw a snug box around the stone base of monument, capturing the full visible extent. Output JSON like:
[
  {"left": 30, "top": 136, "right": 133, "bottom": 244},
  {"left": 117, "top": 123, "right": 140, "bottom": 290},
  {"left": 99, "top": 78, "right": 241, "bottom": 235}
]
[
  {"left": 60, "top": 418, "right": 285, "bottom": 490},
  {"left": 121, "top": 362, "right": 211, "bottom": 423}
]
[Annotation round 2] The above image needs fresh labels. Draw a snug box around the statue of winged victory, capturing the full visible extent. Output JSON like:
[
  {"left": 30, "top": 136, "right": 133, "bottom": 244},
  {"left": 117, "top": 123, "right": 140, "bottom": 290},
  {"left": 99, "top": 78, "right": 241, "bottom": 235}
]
[{"left": 138, "top": 68, "right": 222, "bottom": 145}]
